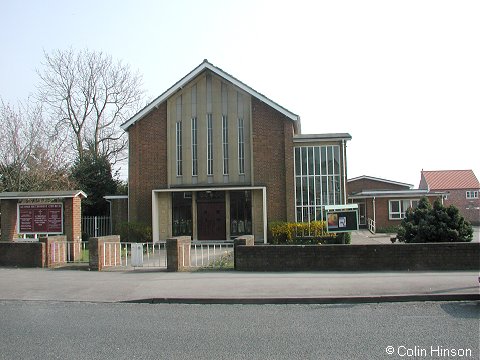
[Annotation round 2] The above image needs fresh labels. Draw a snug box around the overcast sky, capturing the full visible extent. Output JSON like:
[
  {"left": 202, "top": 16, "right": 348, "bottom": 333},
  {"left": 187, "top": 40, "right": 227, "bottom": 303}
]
[{"left": 1, "top": 0, "right": 479, "bottom": 187}]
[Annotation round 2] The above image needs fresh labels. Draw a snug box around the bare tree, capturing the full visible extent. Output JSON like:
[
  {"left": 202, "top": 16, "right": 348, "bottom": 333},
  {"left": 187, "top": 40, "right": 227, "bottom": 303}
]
[
  {"left": 0, "top": 98, "right": 73, "bottom": 192},
  {"left": 36, "top": 48, "right": 144, "bottom": 164}
]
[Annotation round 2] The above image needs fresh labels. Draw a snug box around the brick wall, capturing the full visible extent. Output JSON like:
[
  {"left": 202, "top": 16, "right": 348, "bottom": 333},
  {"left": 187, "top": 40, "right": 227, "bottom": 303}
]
[
  {"left": 0, "top": 242, "right": 45, "bottom": 267},
  {"left": 128, "top": 102, "right": 168, "bottom": 226},
  {"left": 235, "top": 243, "right": 480, "bottom": 271},
  {"left": 252, "top": 97, "right": 294, "bottom": 222},
  {"left": 110, "top": 198, "right": 128, "bottom": 234},
  {"left": 444, "top": 189, "right": 480, "bottom": 225}
]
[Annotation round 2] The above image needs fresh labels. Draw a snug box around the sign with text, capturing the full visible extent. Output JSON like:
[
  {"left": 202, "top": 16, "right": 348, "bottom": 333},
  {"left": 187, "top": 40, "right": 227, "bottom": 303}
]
[
  {"left": 18, "top": 203, "right": 63, "bottom": 234},
  {"left": 326, "top": 209, "right": 359, "bottom": 233}
]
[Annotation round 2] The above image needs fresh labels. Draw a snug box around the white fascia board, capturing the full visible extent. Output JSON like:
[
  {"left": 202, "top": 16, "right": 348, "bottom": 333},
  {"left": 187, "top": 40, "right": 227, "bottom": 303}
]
[
  {"left": 153, "top": 186, "right": 266, "bottom": 193},
  {"left": 121, "top": 61, "right": 300, "bottom": 131}
]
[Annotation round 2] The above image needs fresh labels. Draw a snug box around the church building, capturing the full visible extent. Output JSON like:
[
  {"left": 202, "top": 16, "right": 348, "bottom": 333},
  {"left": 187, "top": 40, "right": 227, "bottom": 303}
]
[{"left": 121, "top": 60, "right": 351, "bottom": 242}]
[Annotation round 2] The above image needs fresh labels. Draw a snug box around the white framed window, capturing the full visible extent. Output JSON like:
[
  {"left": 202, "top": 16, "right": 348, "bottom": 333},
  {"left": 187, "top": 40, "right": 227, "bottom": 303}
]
[
  {"left": 389, "top": 199, "right": 419, "bottom": 220},
  {"left": 175, "top": 121, "right": 182, "bottom": 176},
  {"left": 222, "top": 115, "right": 229, "bottom": 175},
  {"left": 466, "top": 190, "right": 478, "bottom": 199},
  {"left": 191, "top": 117, "right": 197, "bottom": 176},
  {"left": 207, "top": 113, "right": 213, "bottom": 175}
]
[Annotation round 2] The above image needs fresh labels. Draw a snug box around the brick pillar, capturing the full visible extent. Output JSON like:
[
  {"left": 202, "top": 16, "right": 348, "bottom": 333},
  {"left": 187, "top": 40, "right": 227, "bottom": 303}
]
[
  {"left": 88, "top": 235, "right": 121, "bottom": 271},
  {"left": 64, "top": 196, "right": 82, "bottom": 260},
  {"left": 0, "top": 199, "right": 18, "bottom": 242},
  {"left": 166, "top": 236, "right": 191, "bottom": 271},
  {"left": 234, "top": 235, "right": 255, "bottom": 270}
]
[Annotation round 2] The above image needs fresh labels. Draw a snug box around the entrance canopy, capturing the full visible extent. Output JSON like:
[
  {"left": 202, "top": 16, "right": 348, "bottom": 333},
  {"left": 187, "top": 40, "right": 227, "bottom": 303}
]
[{"left": 152, "top": 186, "right": 267, "bottom": 243}]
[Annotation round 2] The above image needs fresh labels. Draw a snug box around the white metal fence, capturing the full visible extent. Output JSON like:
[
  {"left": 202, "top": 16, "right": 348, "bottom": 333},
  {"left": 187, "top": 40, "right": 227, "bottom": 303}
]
[
  {"left": 181, "top": 242, "right": 234, "bottom": 269},
  {"left": 101, "top": 241, "right": 234, "bottom": 270},
  {"left": 48, "top": 241, "right": 89, "bottom": 263},
  {"left": 82, "top": 216, "right": 111, "bottom": 238},
  {"left": 368, "top": 218, "right": 376, "bottom": 234},
  {"left": 102, "top": 242, "right": 167, "bottom": 269}
]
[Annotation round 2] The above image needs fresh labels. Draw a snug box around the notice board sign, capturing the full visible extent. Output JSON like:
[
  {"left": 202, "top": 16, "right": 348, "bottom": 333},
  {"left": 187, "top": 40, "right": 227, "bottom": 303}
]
[
  {"left": 18, "top": 203, "right": 63, "bottom": 234},
  {"left": 326, "top": 206, "right": 359, "bottom": 233}
]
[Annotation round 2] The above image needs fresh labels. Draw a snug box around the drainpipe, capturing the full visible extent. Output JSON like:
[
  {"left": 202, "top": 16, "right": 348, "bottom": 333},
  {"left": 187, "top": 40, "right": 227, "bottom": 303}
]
[
  {"left": 373, "top": 197, "right": 376, "bottom": 229},
  {"left": 106, "top": 199, "right": 113, "bottom": 235}
]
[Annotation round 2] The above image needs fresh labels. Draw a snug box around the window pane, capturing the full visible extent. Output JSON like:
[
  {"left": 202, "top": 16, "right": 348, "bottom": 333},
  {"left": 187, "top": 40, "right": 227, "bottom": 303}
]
[
  {"left": 308, "top": 176, "right": 315, "bottom": 205},
  {"left": 296, "top": 177, "right": 302, "bottom": 206},
  {"left": 390, "top": 201, "right": 399, "bottom": 213},
  {"left": 302, "top": 176, "right": 309, "bottom": 205},
  {"left": 333, "top": 146, "right": 340, "bottom": 175},
  {"left": 328, "top": 146, "right": 334, "bottom": 174},
  {"left": 301, "top": 147, "right": 307, "bottom": 175},
  {"left": 295, "top": 148, "right": 301, "bottom": 176},
  {"left": 314, "top": 147, "right": 320, "bottom": 175},
  {"left": 307, "top": 147, "right": 314, "bottom": 175},
  {"left": 321, "top": 147, "right": 327, "bottom": 175}
]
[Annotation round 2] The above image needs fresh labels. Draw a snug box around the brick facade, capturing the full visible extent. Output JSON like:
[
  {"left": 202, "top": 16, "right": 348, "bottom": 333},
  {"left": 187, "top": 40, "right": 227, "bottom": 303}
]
[
  {"left": 252, "top": 97, "right": 294, "bottom": 222},
  {"left": 128, "top": 102, "right": 168, "bottom": 224},
  {"left": 443, "top": 190, "right": 479, "bottom": 225},
  {"left": 0, "top": 199, "right": 18, "bottom": 241}
]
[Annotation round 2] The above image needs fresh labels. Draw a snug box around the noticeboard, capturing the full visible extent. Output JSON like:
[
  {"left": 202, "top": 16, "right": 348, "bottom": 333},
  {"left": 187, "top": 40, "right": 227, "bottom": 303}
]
[
  {"left": 326, "top": 209, "right": 359, "bottom": 233},
  {"left": 18, "top": 203, "right": 63, "bottom": 234}
]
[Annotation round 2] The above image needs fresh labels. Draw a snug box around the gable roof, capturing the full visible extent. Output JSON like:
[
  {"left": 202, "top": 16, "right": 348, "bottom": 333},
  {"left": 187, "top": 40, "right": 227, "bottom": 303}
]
[
  {"left": 121, "top": 59, "right": 301, "bottom": 131},
  {"left": 420, "top": 170, "right": 480, "bottom": 190},
  {"left": 348, "top": 175, "right": 413, "bottom": 189}
]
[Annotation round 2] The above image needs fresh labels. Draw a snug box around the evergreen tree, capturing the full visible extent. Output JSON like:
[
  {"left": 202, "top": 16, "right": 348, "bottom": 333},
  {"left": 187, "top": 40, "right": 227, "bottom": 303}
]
[
  {"left": 71, "top": 151, "right": 118, "bottom": 216},
  {"left": 397, "top": 197, "right": 473, "bottom": 243}
]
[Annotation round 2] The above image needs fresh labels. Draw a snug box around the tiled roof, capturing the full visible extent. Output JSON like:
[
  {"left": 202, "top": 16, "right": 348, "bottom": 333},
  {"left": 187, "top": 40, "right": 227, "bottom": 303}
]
[{"left": 421, "top": 170, "right": 480, "bottom": 190}]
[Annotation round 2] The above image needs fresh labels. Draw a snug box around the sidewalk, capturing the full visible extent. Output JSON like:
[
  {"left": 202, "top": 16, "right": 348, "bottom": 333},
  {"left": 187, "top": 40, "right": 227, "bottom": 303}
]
[{"left": 0, "top": 267, "right": 478, "bottom": 304}]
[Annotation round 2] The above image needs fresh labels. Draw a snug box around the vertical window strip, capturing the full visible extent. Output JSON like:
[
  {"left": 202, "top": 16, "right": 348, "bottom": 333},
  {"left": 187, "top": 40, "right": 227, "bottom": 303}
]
[
  {"left": 222, "top": 115, "right": 229, "bottom": 175},
  {"left": 191, "top": 117, "right": 197, "bottom": 176},
  {"left": 176, "top": 121, "right": 182, "bottom": 176},
  {"left": 238, "top": 118, "right": 245, "bottom": 174},
  {"left": 207, "top": 113, "right": 213, "bottom": 175}
]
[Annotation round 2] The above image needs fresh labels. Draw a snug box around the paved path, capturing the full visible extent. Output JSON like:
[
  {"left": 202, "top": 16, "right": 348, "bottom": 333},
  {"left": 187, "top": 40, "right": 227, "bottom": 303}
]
[{"left": 0, "top": 267, "right": 478, "bottom": 304}]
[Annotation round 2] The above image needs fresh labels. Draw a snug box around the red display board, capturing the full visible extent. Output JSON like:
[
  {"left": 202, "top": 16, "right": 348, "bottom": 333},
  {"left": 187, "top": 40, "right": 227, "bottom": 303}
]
[{"left": 18, "top": 203, "right": 63, "bottom": 234}]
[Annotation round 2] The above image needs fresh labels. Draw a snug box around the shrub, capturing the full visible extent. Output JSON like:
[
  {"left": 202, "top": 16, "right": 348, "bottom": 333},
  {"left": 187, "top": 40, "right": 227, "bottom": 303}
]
[
  {"left": 119, "top": 221, "right": 152, "bottom": 243},
  {"left": 268, "top": 221, "right": 350, "bottom": 244},
  {"left": 397, "top": 197, "right": 473, "bottom": 243}
]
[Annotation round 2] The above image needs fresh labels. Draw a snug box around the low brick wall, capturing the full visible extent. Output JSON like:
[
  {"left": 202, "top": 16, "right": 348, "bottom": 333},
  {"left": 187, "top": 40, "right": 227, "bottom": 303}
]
[
  {"left": 235, "top": 243, "right": 480, "bottom": 271},
  {"left": 0, "top": 241, "right": 45, "bottom": 267},
  {"left": 89, "top": 235, "right": 121, "bottom": 271}
]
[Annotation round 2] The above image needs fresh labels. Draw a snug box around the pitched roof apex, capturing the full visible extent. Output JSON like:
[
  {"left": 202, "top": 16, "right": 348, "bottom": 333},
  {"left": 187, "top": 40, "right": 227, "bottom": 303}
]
[{"left": 121, "top": 60, "right": 301, "bottom": 130}]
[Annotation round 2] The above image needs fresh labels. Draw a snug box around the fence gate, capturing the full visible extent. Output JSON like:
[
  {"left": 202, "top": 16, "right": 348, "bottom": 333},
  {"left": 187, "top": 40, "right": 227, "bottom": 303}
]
[{"left": 82, "top": 216, "right": 111, "bottom": 238}]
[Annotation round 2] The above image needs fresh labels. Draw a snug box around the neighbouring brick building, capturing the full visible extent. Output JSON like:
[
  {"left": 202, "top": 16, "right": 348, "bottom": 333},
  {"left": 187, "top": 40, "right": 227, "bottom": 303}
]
[
  {"left": 419, "top": 170, "right": 480, "bottom": 225},
  {"left": 347, "top": 175, "right": 444, "bottom": 232},
  {"left": 121, "top": 60, "right": 351, "bottom": 242}
]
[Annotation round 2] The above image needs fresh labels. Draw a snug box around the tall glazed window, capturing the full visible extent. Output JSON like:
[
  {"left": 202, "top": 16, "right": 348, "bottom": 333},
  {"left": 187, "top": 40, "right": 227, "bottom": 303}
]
[
  {"left": 175, "top": 121, "right": 182, "bottom": 176},
  {"left": 294, "top": 145, "right": 342, "bottom": 223},
  {"left": 191, "top": 117, "right": 197, "bottom": 176},
  {"left": 222, "top": 115, "right": 229, "bottom": 175},
  {"left": 207, "top": 113, "right": 213, "bottom": 175},
  {"left": 238, "top": 118, "right": 245, "bottom": 174}
]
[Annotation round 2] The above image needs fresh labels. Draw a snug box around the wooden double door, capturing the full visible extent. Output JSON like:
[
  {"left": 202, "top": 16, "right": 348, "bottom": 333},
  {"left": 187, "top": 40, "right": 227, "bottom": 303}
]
[{"left": 197, "top": 201, "right": 226, "bottom": 240}]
